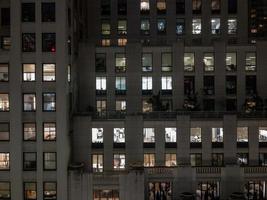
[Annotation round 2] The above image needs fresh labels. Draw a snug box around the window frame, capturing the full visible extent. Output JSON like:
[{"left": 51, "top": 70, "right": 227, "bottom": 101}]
[
  {"left": 23, "top": 122, "right": 36, "bottom": 141},
  {"left": 43, "top": 182, "right": 57, "bottom": 200},
  {"left": 0, "top": 123, "right": 9, "bottom": 141},
  {"left": 22, "top": 63, "right": 36, "bottom": 82},
  {"left": 43, "top": 152, "right": 57, "bottom": 171},
  {"left": 42, "top": 63, "right": 56, "bottom": 82},
  {"left": 42, "top": 93, "right": 56, "bottom": 112},
  {"left": 43, "top": 122, "right": 56, "bottom": 141}
]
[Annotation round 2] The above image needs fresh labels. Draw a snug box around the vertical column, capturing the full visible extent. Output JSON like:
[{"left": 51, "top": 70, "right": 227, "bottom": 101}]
[
  {"left": 155, "top": 126, "right": 165, "bottom": 166},
  {"left": 202, "top": 126, "right": 212, "bottom": 166},
  {"left": 237, "top": 0, "right": 248, "bottom": 44},
  {"left": 224, "top": 115, "right": 237, "bottom": 164},
  {"left": 257, "top": 41, "right": 267, "bottom": 99},
  {"left": 236, "top": 50, "right": 246, "bottom": 110},
  {"left": 104, "top": 124, "right": 113, "bottom": 171},
  {"left": 249, "top": 125, "right": 259, "bottom": 165}
]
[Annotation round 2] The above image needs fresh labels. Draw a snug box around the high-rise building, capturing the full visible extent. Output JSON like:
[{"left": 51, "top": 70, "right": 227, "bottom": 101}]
[{"left": 1, "top": 0, "right": 267, "bottom": 200}]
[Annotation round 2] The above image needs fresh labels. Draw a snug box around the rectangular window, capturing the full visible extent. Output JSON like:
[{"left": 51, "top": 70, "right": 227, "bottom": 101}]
[
  {"left": 161, "top": 76, "right": 172, "bottom": 90},
  {"left": 115, "top": 77, "right": 126, "bottom": 94},
  {"left": 0, "top": 153, "right": 9, "bottom": 170},
  {"left": 1, "top": 8, "right": 10, "bottom": 26},
  {"left": 144, "top": 154, "right": 155, "bottom": 167},
  {"left": 43, "top": 182, "right": 56, "bottom": 200},
  {"left": 237, "top": 127, "right": 248, "bottom": 142},
  {"left": 161, "top": 53, "right": 172, "bottom": 72},
  {"left": 1, "top": 36, "right": 11, "bottom": 50},
  {"left": 245, "top": 52, "right": 256, "bottom": 71},
  {"left": 203, "top": 53, "right": 214, "bottom": 72},
  {"left": 43, "top": 123, "right": 56, "bottom": 141},
  {"left": 22, "top": 33, "right": 35, "bottom": 52},
  {"left": 24, "top": 182, "right": 37, "bottom": 200},
  {"left": 211, "top": 18, "right": 221, "bottom": 34},
  {"left": 118, "top": 0, "right": 127, "bottom": 15},
  {"left": 176, "top": 18, "right": 185, "bottom": 35},
  {"left": 101, "top": 0, "right": 110, "bottom": 15},
  {"left": 237, "top": 153, "right": 248, "bottom": 166},
  {"left": 115, "top": 54, "right": 126, "bottom": 73},
  {"left": 190, "top": 127, "right": 201, "bottom": 143},
  {"left": 92, "top": 154, "right": 103, "bottom": 172},
  {"left": 157, "top": 0, "right": 166, "bottom": 14},
  {"left": 211, "top": 0, "right": 220, "bottom": 14},
  {"left": 95, "top": 54, "right": 106, "bottom": 73},
  {"left": 212, "top": 153, "right": 224, "bottom": 166},
  {"left": 23, "top": 94, "right": 36, "bottom": 111},
  {"left": 42, "top": 33, "right": 56, "bottom": 52},
  {"left": 23, "top": 64, "right": 35, "bottom": 81},
  {"left": 0, "top": 64, "right": 8, "bottom": 82},
  {"left": 184, "top": 76, "right": 195, "bottom": 95},
  {"left": 143, "top": 128, "right": 155, "bottom": 143},
  {"left": 118, "top": 38, "right": 127, "bottom": 46},
  {"left": 203, "top": 99, "right": 215, "bottom": 111},
  {"left": 246, "top": 75, "right": 256, "bottom": 95},
  {"left": 0, "top": 123, "right": 9, "bottom": 141},
  {"left": 114, "top": 128, "right": 125, "bottom": 143},
  {"left": 165, "top": 154, "right": 177, "bottom": 167},
  {"left": 92, "top": 128, "right": 104, "bottom": 144},
  {"left": 203, "top": 76, "right": 215, "bottom": 95},
  {"left": 212, "top": 128, "right": 223, "bottom": 143},
  {"left": 228, "top": 19, "right": 237, "bottom": 34},
  {"left": 118, "top": 20, "right": 127, "bottom": 35},
  {"left": 23, "top": 123, "right": 36, "bottom": 141},
  {"left": 226, "top": 52, "right": 237, "bottom": 72},
  {"left": 68, "top": 65, "right": 71, "bottom": 82},
  {"left": 0, "top": 94, "right": 9, "bottom": 112},
  {"left": 21, "top": 3, "right": 35, "bottom": 22},
  {"left": 259, "top": 128, "right": 267, "bottom": 143},
  {"left": 113, "top": 154, "right": 125, "bottom": 169},
  {"left": 226, "top": 99, "right": 237, "bottom": 111},
  {"left": 42, "top": 3, "right": 55, "bottom": 22},
  {"left": 96, "top": 77, "right": 107, "bottom": 95},
  {"left": 43, "top": 64, "right": 56, "bottom": 81},
  {"left": 176, "top": 0, "right": 185, "bottom": 14},
  {"left": 96, "top": 100, "right": 106, "bottom": 115},
  {"left": 43, "top": 93, "right": 56, "bottom": 111},
  {"left": 142, "top": 53, "right": 152, "bottom": 72},
  {"left": 184, "top": 53, "right": 195, "bottom": 72},
  {"left": 142, "top": 76, "right": 153, "bottom": 94},
  {"left": 228, "top": 0, "right": 237, "bottom": 14},
  {"left": 157, "top": 19, "right": 166, "bottom": 34},
  {"left": 197, "top": 182, "right": 220, "bottom": 200},
  {"left": 192, "top": 19, "right": 201, "bottom": 34},
  {"left": 259, "top": 153, "right": 267, "bottom": 166},
  {"left": 143, "top": 100, "right": 152, "bottom": 113},
  {"left": 226, "top": 76, "right": 237, "bottom": 95},
  {"left": 140, "top": 0, "right": 150, "bottom": 14},
  {"left": 23, "top": 152, "right": 36, "bottom": 171},
  {"left": 101, "top": 21, "right": 110, "bottom": 35},
  {"left": 165, "top": 128, "right": 176, "bottom": 143},
  {"left": 190, "top": 153, "right": 202, "bottom": 166},
  {"left": 141, "top": 19, "right": 150, "bottom": 35},
  {"left": 43, "top": 152, "right": 56, "bottom": 170},
  {"left": 116, "top": 100, "right": 126, "bottom": 112},
  {"left": 192, "top": 0, "right": 201, "bottom": 14},
  {"left": 0, "top": 182, "right": 10, "bottom": 200}
]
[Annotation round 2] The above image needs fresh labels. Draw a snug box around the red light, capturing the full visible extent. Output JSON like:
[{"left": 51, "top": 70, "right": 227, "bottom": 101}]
[{"left": 51, "top": 47, "right": 56, "bottom": 52}]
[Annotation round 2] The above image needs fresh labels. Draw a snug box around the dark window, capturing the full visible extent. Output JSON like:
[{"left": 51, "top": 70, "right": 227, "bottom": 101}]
[
  {"left": 1, "top": 8, "right": 10, "bottom": 26},
  {"left": 43, "top": 152, "right": 56, "bottom": 170},
  {"left": 176, "top": 0, "right": 185, "bottom": 14},
  {"left": 101, "top": 0, "right": 110, "bottom": 15},
  {"left": 21, "top": 3, "right": 35, "bottom": 22},
  {"left": 226, "top": 76, "right": 237, "bottom": 95},
  {"left": 43, "top": 182, "right": 57, "bottom": 200},
  {"left": 211, "top": 0, "right": 220, "bottom": 14},
  {"left": 0, "top": 123, "right": 9, "bottom": 141},
  {"left": 96, "top": 54, "right": 106, "bottom": 73},
  {"left": 118, "top": 0, "right": 127, "bottom": 15},
  {"left": 42, "top": 33, "right": 56, "bottom": 52},
  {"left": 228, "top": 0, "right": 237, "bottom": 14},
  {"left": 246, "top": 75, "right": 256, "bottom": 95},
  {"left": 43, "top": 93, "right": 56, "bottom": 112},
  {"left": 259, "top": 153, "right": 267, "bottom": 166},
  {"left": 192, "top": 0, "right": 201, "bottom": 14},
  {"left": 176, "top": 18, "right": 185, "bottom": 35},
  {"left": 22, "top": 33, "right": 36, "bottom": 52},
  {"left": 1, "top": 36, "right": 11, "bottom": 50},
  {"left": 0, "top": 182, "right": 10, "bottom": 200},
  {"left": 212, "top": 153, "right": 224, "bottom": 166},
  {"left": 237, "top": 153, "right": 248, "bottom": 166},
  {"left": 203, "top": 76, "right": 214, "bottom": 95},
  {"left": 226, "top": 99, "right": 237, "bottom": 111},
  {"left": 42, "top": 3, "right": 55, "bottom": 22},
  {"left": 184, "top": 76, "right": 195, "bottom": 95},
  {"left": 190, "top": 153, "right": 202, "bottom": 166},
  {"left": 23, "top": 152, "right": 37, "bottom": 171},
  {"left": 203, "top": 99, "right": 214, "bottom": 111}
]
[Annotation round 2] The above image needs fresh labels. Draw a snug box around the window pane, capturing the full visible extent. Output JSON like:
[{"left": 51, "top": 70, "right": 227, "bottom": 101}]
[
  {"left": 203, "top": 76, "right": 215, "bottom": 95},
  {"left": 44, "top": 123, "right": 56, "bottom": 141},
  {"left": 141, "top": 19, "right": 150, "bottom": 35},
  {"left": 118, "top": 0, "right": 127, "bottom": 15},
  {"left": 161, "top": 53, "right": 172, "bottom": 72},
  {"left": 157, "top": 0, "right": 166, "bottom": 14},
  {"left": 142, "top": 53, "right": 152, "bottom": 72},
  {"left": 21, "top": 3, "right": 35, "bottom": 22},
  {"left": 184, "top": 53, "right": 195, "bottom": 72},
  {"left": 43, "top": 182, "right": 57, "bottom": 200},
  {"left": 23, "top": 152, "right": 36, "bottom": 170},
  {"left": 228, "top": 0, "right": 237, "bottom": 14},
  {"left": 192, "top": 19, "right": 201, "bottom": 34},
  {"left": 43, "top": 93, "right": 56, "bottom": 111},
  {"left": 192, "top": 0, "right": 202, "bottom": 14},
  {"left": 92, "top": 154, "right": 103, "bottom": 172},
  {"left": 0, "top": 182, "right": 10, "bottom": 199},
  {"left": 115, "top": 54, "right": 126, "bottom": 73},
  {"left": 24, "top": 182, "right": 37, "bottom": 200},
  {"left": 142, "top": 76, "right": 153, "bottom": 90},
  {"left": 211, "top": 18, "right": 220, "bottom": 34},
  {"left": 96, "top": 54, "right": 106, "bottom": 73},
  {"left": 144, "top": 154, "right": 155, "bottom": 167},
  {"left": 118, "top": 20, "right": 127, "bottom": 35},
  {"left": 114, "top": 128, "right": 125, "bottom": 143},
  {"left": 246, "top": 52, "right": 256, "bottom": 71},
  {"left": 22, "top": 33, "right": 35, "bottom": 52},
  {"left": 0, "top": 64, "right": 8, "bottom": 82},
  {"left": 101, "top": 21, "right": 110, "bottom": 35},
  {"left": 115, "top": 77, "right": 126, "bottom": 90},
  {"left": 165, "top": 128, "right": 176, "bottom": 143},
  {"left": 0, "top": 153, "right": 9, "bottom": 170},
  {"left": 228, "top": 19, "right": 237, "bottom": 34},
  {"left": 140, "top": 0, "right": 150, "bottom": 14},
  {"left": 42, "top": 33, "right": 56, "bottom": 52},
  {"left": 42, "top": 3, "right": 55, "bottom": 22},
  {"left": 1, "top": 36, "right": 11, "bottom": 50},
  {"left": 212, "top": 128, "right": 223, "bottom": 142},
  {"left": 190, "top": 128, "right": 201, "bottom": 143},
  {"left": 23, "top": 94, "right": 36, "bottom": 111},
  {"left": 176, "top": 0, "right": 185, "bottom": 14},
  {"left": 226, "top": 53, "right": 236, "bottom": 71},
  {"left": 113, "top": 154, "right": 125, "bottom": 169},
  {"left": 23, "top": 64, "right": 35, "bottom": 81},
  {"left": 116, "top": 100, "right": 126, "bottom": 111},
  {"left": 143, "top": 100, "right": 152, "bottom": 112},
  {"left": 211, "top": 0, "right": 220, "bottom": 14},
  {"left": 24, "top": 123, "right": 36, "bottom": 141},
  {"left": 237, "top": 153, "right": 248, "bottom": 166},
  {"left": 143, "top": 128, "right": 155, "bottom": 143},
  {"left": 157, "top": 19, "right": 166, "bottom": 34},
  {"left": 0, "top": 123, "right": 9, "bottom": 141},
  {"left": 161, "top": 76, "right": 172, "bottom": 90},
  {"left": 44, "top": 152, "right": 56, "bottom": 170},
  {"left": 0, "top": 94, "right": 9, "bottom": 111},
  {"left": 43, "top": 64, "right": 56, "bottom": 81},
  {"left": 176, "top": 18, "right": 185, "bottom": 35},
  {"left": 101, "top": 0, "right": 110, "bottom": 15},
  {"left": 165, "top": 154, "right": 177, "bottom": 167},
  {"left": 203, "top": 53, "right": 214, "bottom": 72},
  {"left": 92, "top": 128, "right": 103, "bottom": 143},
  {"left": 259, "top": 128, "right": 267, "bottom": 142},
  {"left": 237, "top": 127, "right": 248, "bottom": 142}
]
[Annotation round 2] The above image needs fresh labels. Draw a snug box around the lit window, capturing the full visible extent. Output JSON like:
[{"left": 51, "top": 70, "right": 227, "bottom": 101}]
[
  {"left": 23, "top": 152, "right": 36, "bottom": 171},
  {"left": 165, "top": 154, "right": 177, "bottom": 167},
  {"left": 161, "top": 76, "right": 172, "bottom": 90},
  {"left": 21, "top": 3, "right": 35, "bottom": 22},
  {"left": 43, "top": 152, "right": 56, "bottom": 170},
  {"left": 148, "top": 182, "right": 172, "bottom": 199},
  {"left": 143, "top": 128, "right": 155, "bottom": 143},
  {"left": 43, "top": 182, "right": 57, "bottom": 200},
  {"left": 237, "top": 153, "right": 248, "bottom": 166},
  {"left": 161, "top": 53, "right": 172, "bottom": 72},
  {"left": 157, "top": 0, "right": 166, "bottom": 14},
  {"left": 165, "top": 128, "right": 176, "bottom": 143},
  {"left": 22, "top": 33, "right": 35, "bottom": 52},
  {"left": 157, "top": 19, "right": 166, "bottom": 34},
  {"left": 42, "top": 3, "right": 55, "bottom": 22},
  {"left": 93, "top": 190, "right": 119, "bottom": 200},
  {"left": 142, "top": 100, "right": 152, "bottom": 112},
  {"left": 118, "top": 20, "right": 127, "bottom": 35},
  {"left": 92, "top": 128, "right": 103, "bottom": 144},
  {"left": 190, "top": 153, "right": 202, "bottom": 166},
  {"left": 0, "top": 153, "right": 9, "bottom": 170},
  {"left": 211, "top": 18, "right": 220, "bottom": 34},
  {"left": 141, "top": 19, "right": 150, "bottom": 35},
  {"left": 42, "top": 33, "right": 56, "bottom": 52},
  {"left": 203, "top": 53, "right": 214, "bottom": 72},
  {"left": 101, "top": 21, "right": 110, "bottom": 35},
  {"left": 113, "top": 154, "right": 125, "bottom": 169},
  {"left": 259, "top": 128, "right": 267, "bottom": 143},
  {"left": 140, "top": 0, "right": 150, "bottom": 14},
  {"left": 23, "top": 94, "right": 36, "bottom": 111},
  {"left": 192, "top": 0, "right": 201, "bottom": 14},
  {"left": 44, "top": 123, "right": 56, "bottom": 141},
  {"left": 23, "top": 64, "right": 35, "bottom": 81},
  {"left": 1, "top": 36, "right": 11, "bottom": 50},
  {"left": 0, "top": 94, "right": 9, "bottom": 111},
  {"left": 118, "top": 38, "right": 127, "bottom": 46},
  {"left": 237, "top": 127, "right": 248, "bottom": 142},
  {"left": 142, "top": 53, "right": 152, "bottom": 72},
  {"left": 115, "top": 77, "right": 126, "bottom": 94},
  {"left": 226, "top": 52, "right": 236, "bottom": 72},
  {"left": 184, "top": 53, "right": 195, "bottom": 72},
  {"left": 68, "top": 65, "right": 71, "bottom": 82},
  {"left": 23, "top": 123, "right": 36, "bottom": 141},
  {"left": 0, "top": 182, "right": 10, "bottom": 199},
  {"left": 190, "top": 128, "right": 201, "bottom": 143},
  {"left": 228, "top": 19, "right": 237, "bottom": 34},
  {"left": 92, "top": 154, "right": 103, "bottom": 172},
  {"left": 114, "top": 128, "right": 125, "bottom": 143},
  {"left": 192, "top": 19, "right": 201, "bottom": 35},
  {"left": 116, "top": 100, "right": 126, "bottom": 112},
  {"left": 212, "top": 153, "right": 224, "bottom": 166},
  {"left": 0, "top": 123, "right": 9, "bottom": 141},
  {"left": 245, "top": 52, "right": 256, "bottom": 71},
  {"left": 212, "top": 128, "right": 223, "bottom": 143},
  {"left": 101, "top": 39, "right": 110, "bottom": 46},
  {"left": 43, "top": 93, "right": 56, "bottom": 111},
  {"left": 96, "top": 100, "right": 106, "bottom": 114},
  {"left": 43, "top": 64, "right": 56, "bottom": 81},
  {"left": 115, "top": 54, "right": 126, "bottom": 73},
  {"left": 211, "top": 0, "right": 220, "bottom": 14},
  {"left": 0, "top": 64, "right": 8, "bottom": 82},
  {"left": 24, "top": 182, "right": 37, "bottom": 200},
  {"left": 144, "top": 154, "right": 155, "bottom": 167},
  {"left": 96, "top": 77, "right": 107, "bottom": 95},
  {"left": 142, "top": 76, "right": 152, "bottom": 91},
  {"left": 176, "top": 18, "right": 185, "bottom": 35}
]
